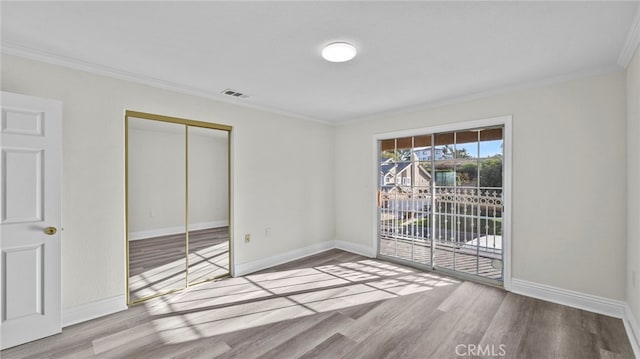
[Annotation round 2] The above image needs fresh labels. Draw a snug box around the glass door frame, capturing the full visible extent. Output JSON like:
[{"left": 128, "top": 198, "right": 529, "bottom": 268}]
[
  {"left": 125, "top": 110, "right": 233, "bottom": 305},
  {"left": 372, "top": 115, "right": 512, "bottom": 290}
]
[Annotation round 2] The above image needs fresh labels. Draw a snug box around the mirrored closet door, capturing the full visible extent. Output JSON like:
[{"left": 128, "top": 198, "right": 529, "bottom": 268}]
[
  {"left": 187, "top": 126, "right": 229, "bottom": 285},
  {"left": 126, "top": 111, "right": 231, "bottom": 304}
]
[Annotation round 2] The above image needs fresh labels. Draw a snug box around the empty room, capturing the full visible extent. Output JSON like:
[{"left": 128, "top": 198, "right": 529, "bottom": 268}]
[{"left": 1, "top": 1, "right": 639, "bottom": 358}]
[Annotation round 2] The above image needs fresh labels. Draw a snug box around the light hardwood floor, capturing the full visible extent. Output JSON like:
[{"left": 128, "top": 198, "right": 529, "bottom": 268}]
[{"left": 2, "top": 250, "right": 634, "bottom": 358}]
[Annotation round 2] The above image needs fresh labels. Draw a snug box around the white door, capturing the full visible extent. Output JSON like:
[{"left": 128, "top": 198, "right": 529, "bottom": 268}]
[{"left": 0, "top": 92, "right": 62, "bottom": 349}]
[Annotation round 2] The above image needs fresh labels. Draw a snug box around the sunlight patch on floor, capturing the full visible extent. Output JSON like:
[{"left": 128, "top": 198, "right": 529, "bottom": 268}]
[{"left": 133, "top": 257, "right": 460, "bottom": 345}]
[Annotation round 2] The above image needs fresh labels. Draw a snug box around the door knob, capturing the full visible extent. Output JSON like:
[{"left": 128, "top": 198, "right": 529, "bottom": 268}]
[{"left": 44, "top": 227, "right": 57, "bottom": 235}]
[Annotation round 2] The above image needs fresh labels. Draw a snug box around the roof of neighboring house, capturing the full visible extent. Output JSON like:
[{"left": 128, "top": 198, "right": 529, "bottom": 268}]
[
  {"left": 380, "top": 162, "right": 412, "bottom": 177},
  {"left": 380, "top": 161, "right": 432, "bottom": 185},
  {"left": 416, "top": 164, "right": 432, "bottom": 179}
]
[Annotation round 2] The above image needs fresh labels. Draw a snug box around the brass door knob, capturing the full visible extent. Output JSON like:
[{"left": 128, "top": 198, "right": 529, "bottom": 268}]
[{"left": 44, "top": 227, "right": 57, "bottom": 235}]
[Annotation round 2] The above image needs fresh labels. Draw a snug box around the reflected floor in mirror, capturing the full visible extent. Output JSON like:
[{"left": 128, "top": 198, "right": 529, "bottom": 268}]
[
  {"left": 2, "top": 250, "right": 633, "bottom": 358},
  {"left": 129, "top": 227, "right": 229, "bottom": 301}
]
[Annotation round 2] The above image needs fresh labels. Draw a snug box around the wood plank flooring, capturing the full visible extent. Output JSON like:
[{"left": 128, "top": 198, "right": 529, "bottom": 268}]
[
  {"left": 129, "top": 227, "right": 229, "bottom": 301},
  {"left": 2, "top": 249, "right": 634, "bottom": 358}
]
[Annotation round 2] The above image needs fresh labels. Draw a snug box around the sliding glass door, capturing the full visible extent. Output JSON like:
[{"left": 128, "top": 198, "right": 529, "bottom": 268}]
[{"left": 378, "top": 126, "right": 504, "bottom": 284}]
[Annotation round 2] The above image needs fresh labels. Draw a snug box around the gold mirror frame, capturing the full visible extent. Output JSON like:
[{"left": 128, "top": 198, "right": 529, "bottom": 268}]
[{"left": 125, "top": 110, "right": 232, "bottom": 305}]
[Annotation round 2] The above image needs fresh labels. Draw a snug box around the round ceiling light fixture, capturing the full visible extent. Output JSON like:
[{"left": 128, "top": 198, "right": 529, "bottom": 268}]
[{"left": 322, "top": 42, "right": 357, "bottom": 62}]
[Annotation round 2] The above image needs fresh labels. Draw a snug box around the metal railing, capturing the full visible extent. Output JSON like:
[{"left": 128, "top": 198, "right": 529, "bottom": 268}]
[{"left": 378, "top": 187, "right": 503, "bottom": 257}]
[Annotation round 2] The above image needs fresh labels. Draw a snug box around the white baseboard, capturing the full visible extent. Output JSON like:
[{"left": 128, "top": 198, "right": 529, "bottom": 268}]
[
  {"left": 510, "top": 278, "right": 626, "bottom": 318},
  {"left": 128, "top": 220, "right": 228, "bottom": 240},
  {"left": 62, "top": 294, "right": 127, "bottom": 327},
  {"left": 334, "top": 240, "right": 376, "bottom": 258},
  {"left": 233, "top": 241, "right": 334, "bottom": 276},
  {"left": 510, "top": 279, "right": 640, "bottom": 357},
  {"left": 624, "top": 304, "right": 640, "bottom": 359}
]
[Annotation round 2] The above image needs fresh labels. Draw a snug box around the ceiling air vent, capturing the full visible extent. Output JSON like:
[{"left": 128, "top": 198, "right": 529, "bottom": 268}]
[{"left": 221, "top": 88, "right": 249, "bottom": 99}]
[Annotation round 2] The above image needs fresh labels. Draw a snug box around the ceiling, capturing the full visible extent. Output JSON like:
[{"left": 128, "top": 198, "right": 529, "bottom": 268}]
[{"left": 1, "top": 1, "right": 638, "bottom": 124}]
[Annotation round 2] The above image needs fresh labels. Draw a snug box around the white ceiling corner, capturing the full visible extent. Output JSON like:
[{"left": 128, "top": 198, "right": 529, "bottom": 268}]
[{"left": 618, "top": 3, "right": 640, "bottom": 68}]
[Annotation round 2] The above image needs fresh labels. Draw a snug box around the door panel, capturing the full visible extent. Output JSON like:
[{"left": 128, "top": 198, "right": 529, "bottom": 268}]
[
  {"left": 1, "top": 109, "right": 44, "bottom": 136},
  {"left": 0, "top": 92, "right": 62, "bottom": 349},
  {"left": 3, "top": 244, "right": 44, "bottom": 320},
  {"left": 2, "top": 149, "right": 43, "bottom": 223}
]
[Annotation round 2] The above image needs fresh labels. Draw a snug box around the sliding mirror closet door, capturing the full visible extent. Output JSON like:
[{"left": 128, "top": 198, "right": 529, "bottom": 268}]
[
  {"left": 127, "top": 118, "right": 187, "bottom": 303},
  {"left": 187, "top": 126, "right": 229, "bottom": 285}
]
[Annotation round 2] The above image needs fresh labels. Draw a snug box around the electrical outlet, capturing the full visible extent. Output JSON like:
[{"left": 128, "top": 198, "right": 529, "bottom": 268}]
[
  {"left": 265, "top": 227, "right": 271, "bottom": 237},
  {"left": 245, "top": 233, "right": 251, "bottom": 243}
]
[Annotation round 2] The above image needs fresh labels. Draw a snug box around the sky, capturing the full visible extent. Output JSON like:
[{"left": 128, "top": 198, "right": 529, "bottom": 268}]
[{"left": 415, "top": 139, "right": 503, "bottom": 158}]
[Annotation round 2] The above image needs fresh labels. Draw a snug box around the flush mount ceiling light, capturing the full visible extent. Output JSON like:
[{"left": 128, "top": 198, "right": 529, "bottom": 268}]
[{"left": 322, "top": 42, "right": 357, "bottom": 62}]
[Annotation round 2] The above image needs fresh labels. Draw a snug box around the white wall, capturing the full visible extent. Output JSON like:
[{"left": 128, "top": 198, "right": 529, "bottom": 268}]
[
  {"left": 0, "top": 51, "right": 631, "bottom": 313},
  {"left": 0, "top": 54, "right": 335, "bottom": 309},
  {"left": 127, "top": 121, "right": 229, "bottom": 238},
  {"left": 335, "top": 71, "right": 628, "bottom": 300},
  {"left": 627, "top": 47, "right": 640, "bottom": 327}
]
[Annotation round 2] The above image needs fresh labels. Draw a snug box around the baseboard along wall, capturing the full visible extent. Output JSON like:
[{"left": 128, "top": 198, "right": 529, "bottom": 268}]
[
  {"left": 233, "top": 240, "right": 335, "bottom": 277},
  {"left": 62, "top": 295, "right": 127, "bottom": 328},
  {"left": 511, "top": 278, "right": 639, "bottom": 358},
  {"left": 623, "top": 305, "right": 640, "bottom": 359}
]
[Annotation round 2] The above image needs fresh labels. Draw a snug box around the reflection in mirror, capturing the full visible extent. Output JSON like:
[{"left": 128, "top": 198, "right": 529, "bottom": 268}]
[
  {"left": 187, "top": 126, "right": 229, "bottom": 284},
  {"left": 128, "top": 118, "right": 186, "bottom": 302}
]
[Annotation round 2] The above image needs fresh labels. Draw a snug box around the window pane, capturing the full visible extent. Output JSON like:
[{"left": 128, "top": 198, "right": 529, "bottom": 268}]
[
  {"left": 380, "top": 139, "right": 396, "bottom": 162},
  {"left": 479, "top": 128, "right": 503, "bottom": 188},
  {"left": 396, "top": 137, "right": 413, "bottom": 161},
  {"left": 413, "top": 135, "right": 431, "bottom": 148},
  {"left": 395, "top": 161, "right": 412, "bottom": 188},
  {"left": 413, "top": 135, "right": 432, "bottom": 161},
  {"left": 413, "top": 161, "right": 432, "bottom": 188},
  {"left": 434, "top": 132, "right": 454, "bottom": 160},
  {"left": 455, "top": 130, "right": 479, "bottom": 188},
  {"left": 433, "top": 161, "right": 455, "bottom": 186},
  {"left": 380, "top": 163, "right": 397, "bottom": 188}
]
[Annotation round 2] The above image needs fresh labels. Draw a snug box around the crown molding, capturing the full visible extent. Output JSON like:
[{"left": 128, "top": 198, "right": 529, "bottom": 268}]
[
  {"left": 0, "top": 42, "right": 332, "bottom": 126},
  {"left": 338, "top": 64, "right": 621, "bottom": 126},
  {"left": 618, "top": 3, "right": 640, "bottom": 68}
]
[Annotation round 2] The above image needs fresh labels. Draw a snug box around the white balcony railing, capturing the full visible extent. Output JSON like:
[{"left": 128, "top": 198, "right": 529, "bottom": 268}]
[{"left": 378, "top": 187, "right": 503, "bottom": 257}]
